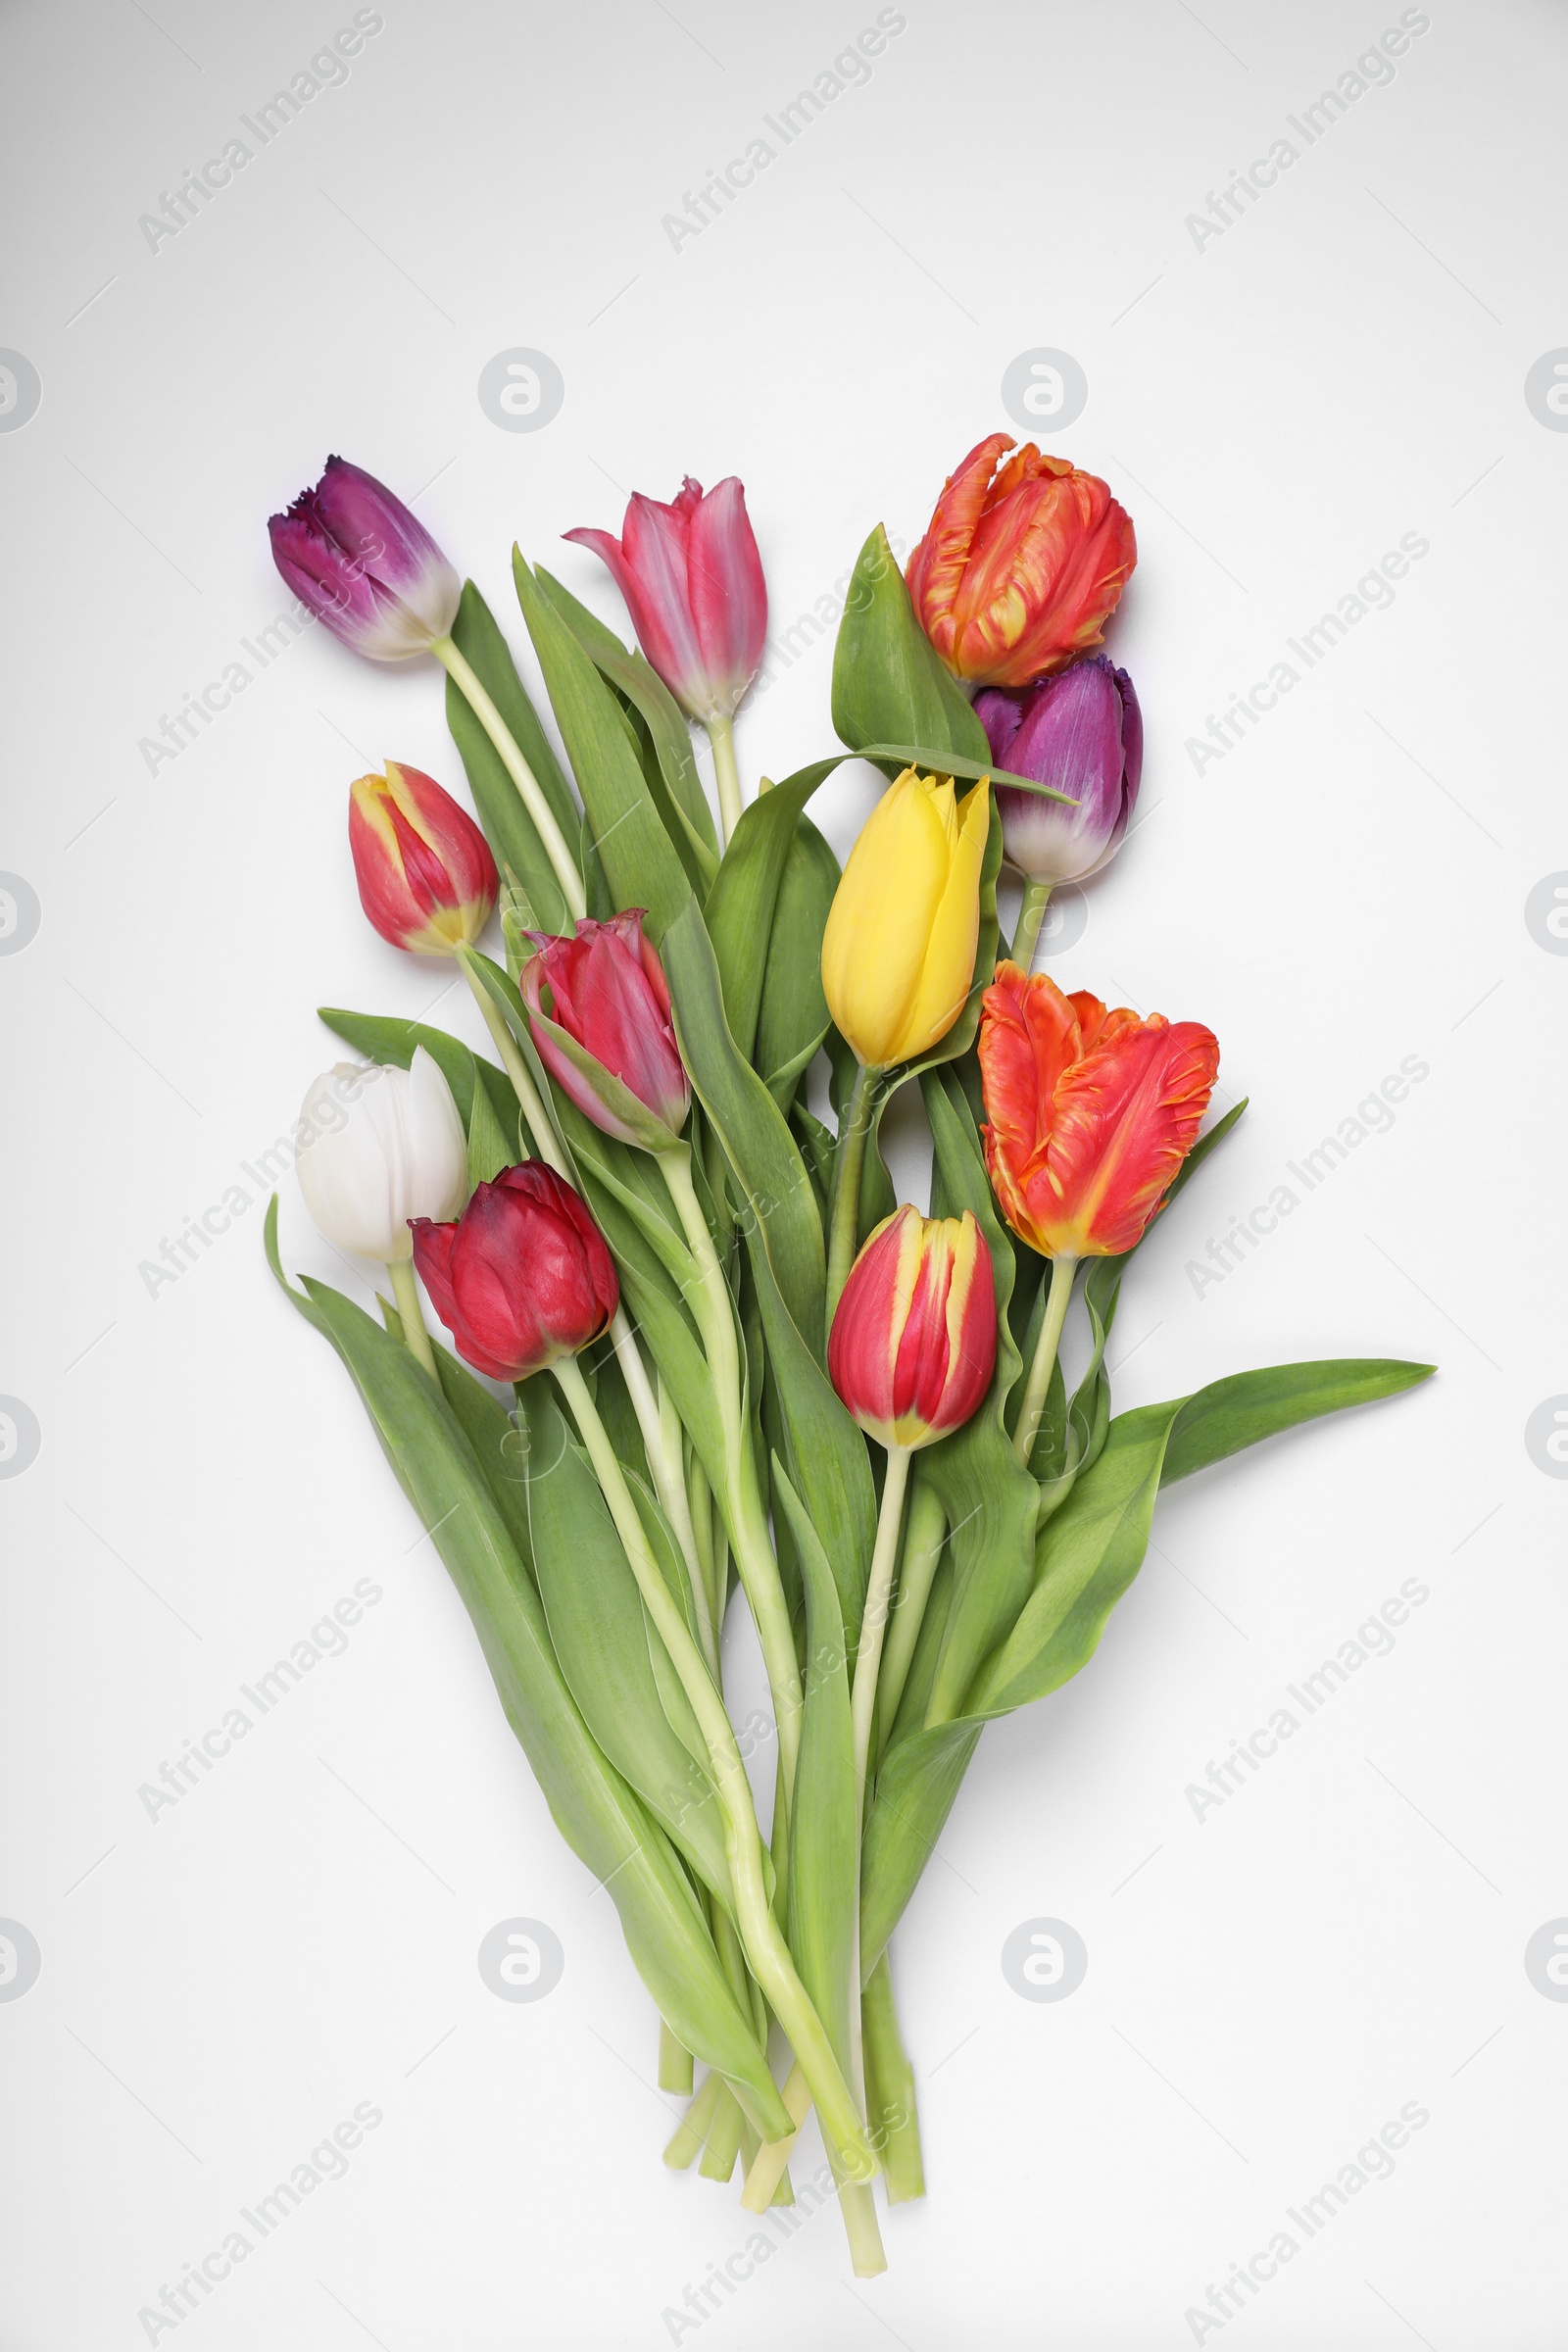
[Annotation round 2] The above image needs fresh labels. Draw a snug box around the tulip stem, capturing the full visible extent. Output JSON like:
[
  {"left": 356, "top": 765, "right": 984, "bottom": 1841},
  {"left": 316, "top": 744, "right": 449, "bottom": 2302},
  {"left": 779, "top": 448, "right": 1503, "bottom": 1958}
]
[
  {"left": 851, "top": 1447, "right": 910, "bottom": 1820},
  {"left": 433, "top": 634, "right": 588, "bottom": 923},
  {"left": 551, "top": 1353, "right": 876, "bottom": 2186},
  {"left": 875, "top": 1479, "right": 947, "bottom": 1760},
  {"left": 658, "top": 1143, "right": 804, "bottom": 1812},
  {"left": 388, "top": 1256, "right": 439, "bottom": 1379},
  {"left": 1013, "top": 878, "right": 1054, "bottom": 974},
  {"left": 457, "top": 945, "right": 711, "bottom": 1644},
  {"left": 826, "top": 1062, "right": 878, "bottom": 1327},
  {"left": 706, "top": 713, "right": 744, "bottom": 848},
  {"left": 1013, "top": 1253, "right": 1077, "bottom": 1467}
]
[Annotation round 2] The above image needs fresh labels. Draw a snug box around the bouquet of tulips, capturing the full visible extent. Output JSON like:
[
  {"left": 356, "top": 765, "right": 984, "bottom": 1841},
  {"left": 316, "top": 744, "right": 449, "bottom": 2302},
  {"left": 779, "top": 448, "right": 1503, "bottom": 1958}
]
[{"left": 266, "top": 440, "right": 1430, "bottom": 2278}]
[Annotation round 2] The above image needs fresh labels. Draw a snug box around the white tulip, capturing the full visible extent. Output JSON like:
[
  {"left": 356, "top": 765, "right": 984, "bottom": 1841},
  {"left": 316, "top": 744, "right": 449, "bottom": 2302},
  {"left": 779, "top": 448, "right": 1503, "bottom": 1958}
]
[{"left": 296, "top": 1050, "right": 466, "bottom": 1264}]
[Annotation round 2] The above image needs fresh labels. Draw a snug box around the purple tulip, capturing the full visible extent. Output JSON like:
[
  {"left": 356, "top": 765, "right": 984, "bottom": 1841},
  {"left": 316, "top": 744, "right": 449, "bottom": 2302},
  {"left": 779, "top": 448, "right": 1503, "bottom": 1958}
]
[
  {"left": 268, "top": 456, "right": 461, "bottom": 662},
  {"left": 977, "top": 655, "right": 1143, "bottom": 888}
]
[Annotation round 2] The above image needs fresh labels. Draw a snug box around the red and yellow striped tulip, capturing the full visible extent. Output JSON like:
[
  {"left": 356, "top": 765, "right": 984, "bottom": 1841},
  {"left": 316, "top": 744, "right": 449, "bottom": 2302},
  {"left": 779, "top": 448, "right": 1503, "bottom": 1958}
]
[
  {"left": 828, "top": 1204, "right": 998, "bottom": 1452},
  {"left": 348, "top": 761, "right": 498, "bottom": 956},
  {"left": 906, "top": 434, "right": 1137, "bottom": 690},
  {"left": 978, "top": 963, "right": 1218, "bottom": 1260}
]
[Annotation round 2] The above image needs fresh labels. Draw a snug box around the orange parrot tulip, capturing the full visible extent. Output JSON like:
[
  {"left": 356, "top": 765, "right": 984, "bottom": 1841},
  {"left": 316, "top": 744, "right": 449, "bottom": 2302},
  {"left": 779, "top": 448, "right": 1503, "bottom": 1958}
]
[
  {"left": 906, "top": 433, "right": 1137, "bottom": 689},
  {"left": 978, "top": 962, "right": 1219, "bottom": 1261}
]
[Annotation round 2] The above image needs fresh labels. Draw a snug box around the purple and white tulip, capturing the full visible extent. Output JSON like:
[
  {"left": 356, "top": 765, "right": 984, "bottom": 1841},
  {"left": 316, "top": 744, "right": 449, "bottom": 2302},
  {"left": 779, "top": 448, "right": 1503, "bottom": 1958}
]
[
  {"left": 977, "top": 656, "right": 1143, "bottom": 889},
  {"left": 268, "top": 456, "right": 461, "bottom": 662}
]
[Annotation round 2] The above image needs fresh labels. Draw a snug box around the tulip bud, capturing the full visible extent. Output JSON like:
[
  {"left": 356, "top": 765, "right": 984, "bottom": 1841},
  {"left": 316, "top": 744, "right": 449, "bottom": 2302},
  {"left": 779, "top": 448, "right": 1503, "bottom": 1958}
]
[
  {"left": 564, "top": 475, "right": 766, "bottom": 723},
  {"left": 519, "top": 910, "right": 690, "bottom": 1151},
  {"left": 821, "top": 768, "right": 990, "bottom": 1071},
  {"left": 906, "top": 434, "right": 1136, "bottom": 689},
  {"left": 411, "top": 1162, "right": 619, "bottom": 1382},
  {"left": 268, "top": 456, "right": 462, "bottom": 662},
  {"left": 977, "top": 657, "right": 1143, "bottom": 888},
  {"left": 295, "top": 1051, "right": 467, "bottom": 1264},
  {"left": 348, "top": 762, "right": 499, "bottom": 956},
  {"left": 828, "top": 1205, "right": 997, "bottom": 1451},
  {"left": 978, "top": 964, "right": 1219, "bottom": 1259}
]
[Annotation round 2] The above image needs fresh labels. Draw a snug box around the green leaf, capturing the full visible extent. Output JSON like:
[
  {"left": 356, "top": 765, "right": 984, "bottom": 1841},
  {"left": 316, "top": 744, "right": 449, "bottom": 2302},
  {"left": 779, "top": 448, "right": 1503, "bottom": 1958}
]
[
  {"left": 705, "top": 759, "right": 841, "bottom": 1063},
  {"left": 1159, "top": 1357, "right": 1435, "bottom": 1488},
  {"left": 858, "top": 743, "right": 1076, "bottom": 806},
  {"left": 778, "top": 1464, "right": 858, "bottom": 2075},
  {"left": 859, "top": 1353, "right": 1432, "bottom": 1974},
  {"left": 520, "top": 1380, "right": 733, "bottom": 1910},
  {"left": 536, "top": 566, "right": 720, "bottom": 890},
  {"left": 513, "top": 550, "right": 692, "bottom": 943},
  {"left": 757, "top": 813, "right": 839, "bottom": 1112},
  {"left": 830, "top": 524, "right": 989, "bottom": 765},
  {"left": 315, "top": 1007, "right": 523, "bottom": 1150},
  {"left": 660, "top": 897, "right": 825, "bottom": 1354},
  {"left": 444, "top": 581, "right": 582, "bottom": 937},
  {"left": 466, "top": 1068, "right": 517, "bottom": 1186},
  {"left": 914, "top": 1065, "right": 1040, "bottom": 1725},
  {"left": 263, "top": 1202, "right": 788, "bottom": 2134}
]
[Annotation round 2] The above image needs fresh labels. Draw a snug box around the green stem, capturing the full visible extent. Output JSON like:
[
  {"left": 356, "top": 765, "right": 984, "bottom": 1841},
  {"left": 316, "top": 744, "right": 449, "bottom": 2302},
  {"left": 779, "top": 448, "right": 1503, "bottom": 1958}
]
[
  {"left": 1013, "top": 1253, "right": 1077, "bottom": 1467},
  {"left": 861, "top": 1953, "right": 924, "bottom": 2203},
  {"left": 705, "top": 711, "right": 744, "bottom": 847},
  {"left": 432, "top": 634, "right": 586, "bottom": 922},
  {"left": 459, "top": 947, "right": 712, "bottom": 1651},
  {"left": 388, "top": 1256, "right": 438, "bottom": 1378},
  {"left": 658, "top": 1143, "right": 803, "bottom": 1810},
  {"left": 663, "top": 2070, "right": 723, "bottom": 2170},
  {"left": 658, "top": 2018, "right": 694, "bottom": 2095},
  {"left": 851, "top": 1447, "right": 910, "bottom": 1818},
  {"left": 740, "top": 2063, "right": 811, "bottom": 2211},
  {"left": 551, "top": 1355, "right": 874, "bottom": 2182},
  {"left": 875, "top": 1479, "right": 946, "bottom": 1758},
  {"left": 1012, "top": 877, "right": 1053, "bottom": 973},
  {"left": 825, "top": 1061, "right": 877, "bottom": 1327},
  {"left": 457, "top": 946, "right": 566, "bottom": 1176}
]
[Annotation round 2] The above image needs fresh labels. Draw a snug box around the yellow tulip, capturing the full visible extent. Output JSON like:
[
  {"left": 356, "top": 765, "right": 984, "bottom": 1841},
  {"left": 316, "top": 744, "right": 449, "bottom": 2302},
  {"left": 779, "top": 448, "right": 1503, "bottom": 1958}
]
[{"left": 821, "top": 768, "right": 990, "bottom": 1070}]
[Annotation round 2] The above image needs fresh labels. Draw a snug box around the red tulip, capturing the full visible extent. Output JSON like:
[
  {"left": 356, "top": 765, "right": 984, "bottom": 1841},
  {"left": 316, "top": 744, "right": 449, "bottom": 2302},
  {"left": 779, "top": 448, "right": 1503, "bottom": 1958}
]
[
  {"left": 519, "top": 910, "right": 690, "bottom": 1151},
  {"left": 978, "top": 963, "right": 1218, "bottom": 1260},
  {"left": 411, "top": 1162, "right": 618, "bottom": 1381},
  {"left": 906, "top": 434, "right": 1136, "bottom": 689},
  {"left": 349, "top": 762, "right": 498, "bottom": 956},
  {"left": 828, "top": 1205, "right": 997, "bottom": 1452},
  {"left": 564, "top": 476, "right": 766, "bottom": 722}
]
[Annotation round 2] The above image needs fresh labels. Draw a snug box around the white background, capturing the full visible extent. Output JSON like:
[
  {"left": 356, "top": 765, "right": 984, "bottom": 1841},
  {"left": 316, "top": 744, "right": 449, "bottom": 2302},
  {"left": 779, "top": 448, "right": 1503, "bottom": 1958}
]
[{"left": 3, "top": 1, "right": 1566, "bottom": 2344}]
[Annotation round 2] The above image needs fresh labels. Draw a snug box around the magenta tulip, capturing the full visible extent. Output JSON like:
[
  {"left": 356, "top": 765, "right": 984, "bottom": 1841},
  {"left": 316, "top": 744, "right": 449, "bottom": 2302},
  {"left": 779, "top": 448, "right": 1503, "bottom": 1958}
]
[{"left": 520, "top": 910, "right": 690, "bottom": 1152}]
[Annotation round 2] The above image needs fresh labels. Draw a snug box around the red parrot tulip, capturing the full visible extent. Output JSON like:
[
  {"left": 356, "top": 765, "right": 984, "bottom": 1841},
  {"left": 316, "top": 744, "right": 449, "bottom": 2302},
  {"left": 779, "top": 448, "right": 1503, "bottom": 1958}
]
[
  {"left": 978, "top": 963, "right": 1218, "bottom": 1260},
  {"left": 906, "top": 434, "right": 1137, "bottom": 689}
]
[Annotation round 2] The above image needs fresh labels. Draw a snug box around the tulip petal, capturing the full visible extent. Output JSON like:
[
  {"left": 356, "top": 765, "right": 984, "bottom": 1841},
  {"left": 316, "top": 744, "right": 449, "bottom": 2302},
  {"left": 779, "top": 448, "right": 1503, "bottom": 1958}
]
[
  {"left": 686, "top": 476, "right": 767, "bottom": 713},
  {"left": 887, "top": 779, "right": 989, "bottom": 1063},
  {"left": 821, "top": 770, "right": 956, "bottom": 1069}
]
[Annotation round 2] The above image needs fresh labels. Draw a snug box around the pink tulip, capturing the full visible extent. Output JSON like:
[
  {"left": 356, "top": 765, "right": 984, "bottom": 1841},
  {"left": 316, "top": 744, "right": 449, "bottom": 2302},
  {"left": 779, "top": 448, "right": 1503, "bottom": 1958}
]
[
  {"left": 564, "top": 476, "right": 766, "bottom": 723},
  {"left": 519, "top": 910, "right": 691, "bottom": 1152}
]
